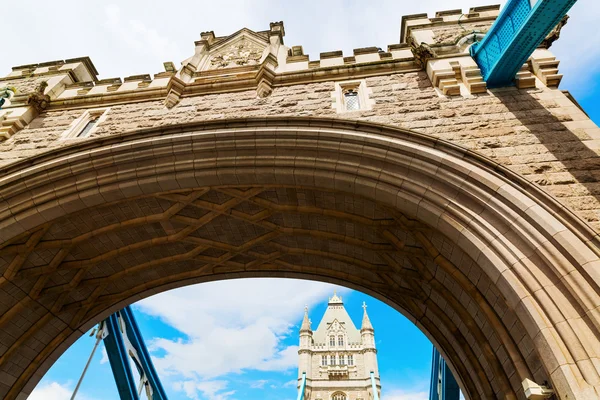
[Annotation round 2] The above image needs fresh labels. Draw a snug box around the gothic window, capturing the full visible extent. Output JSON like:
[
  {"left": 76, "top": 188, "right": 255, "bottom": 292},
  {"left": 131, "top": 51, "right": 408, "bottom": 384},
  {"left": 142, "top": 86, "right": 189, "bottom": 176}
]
[
  {"left": 338, "top": 335, "right": 344, "bottom": 346},
  {"left": 330, "top": 354, "right": 336, "bottom": 365},
  {"left": 77, "top": 117, "right": 99, "bottom": 138},
  {"left": 330, "top": 336, "right": 335, "bottom": 347},
  {"left": 343, "top": 87, "right": 360, "bottom": 111},
  {"left": 322, "top": 355, "right": 328, "bottom": 366},
  {"left": 331, "top": 79, "right": 373, "bottom": 113},
  {"left": 340, "top": 354, "right": 345, "bottom": 365},
  {"left": 348, "top": 355, "right": 354, "bottom": 365},
  {"left": 332, "top": 392, "right": 347, "bottom": 400},
  {"left": 62, "top": 108, "right": 110, "bottom": 139}
]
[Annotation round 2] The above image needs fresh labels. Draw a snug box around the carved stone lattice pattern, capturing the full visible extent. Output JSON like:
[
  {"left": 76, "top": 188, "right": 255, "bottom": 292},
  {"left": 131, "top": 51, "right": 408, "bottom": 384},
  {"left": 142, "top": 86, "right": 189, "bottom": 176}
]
[
  {"left": 209, "top": 39, "right": 265, "bottom": 69},
  {"left": 0, "top": 186, "right": 432, "bottom": 324}
]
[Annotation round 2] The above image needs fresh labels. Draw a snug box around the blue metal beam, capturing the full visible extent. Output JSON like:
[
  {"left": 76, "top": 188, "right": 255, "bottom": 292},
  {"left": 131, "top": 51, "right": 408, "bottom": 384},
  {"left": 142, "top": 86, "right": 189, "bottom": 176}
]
[
  {"left": 296, "top": 372, "right": 306, "bottom": 400},
  {"left": 370, "top": 371, "right": 380, "bottom": 400},
  {"left": 120, "top": 307, "right": 169, "bottom": 400},
  {"left": 470, "top": 0, "right": 577, "bottom": 87},
  {"left": 429, "top": 348, "right": 459, "bottom": 400},
  {"left": 103, "top": 315, "right": 140, "bottom": 400},
  {"left": 103, "top": 306, "right": 169, "bottom": 400}
]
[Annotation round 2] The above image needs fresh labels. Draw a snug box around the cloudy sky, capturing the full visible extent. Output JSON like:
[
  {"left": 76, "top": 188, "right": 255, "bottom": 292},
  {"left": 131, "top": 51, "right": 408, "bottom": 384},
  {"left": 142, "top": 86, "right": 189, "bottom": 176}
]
[
  {"left": 32, "top": 280, "right": 432, "bottom": 400},
  {"left": 5, "top": 1, "right": 598, "bottom": 400}
]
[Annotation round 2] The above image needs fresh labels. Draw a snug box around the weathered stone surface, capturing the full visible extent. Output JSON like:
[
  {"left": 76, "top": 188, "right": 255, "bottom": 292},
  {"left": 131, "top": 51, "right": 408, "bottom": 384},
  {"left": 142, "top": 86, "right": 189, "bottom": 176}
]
[
  {"left": 0, "top": 8, "right": 599, "bottom": 400},
  {"left": 3, "top": 73, "right": 599, "bottom": 232}
]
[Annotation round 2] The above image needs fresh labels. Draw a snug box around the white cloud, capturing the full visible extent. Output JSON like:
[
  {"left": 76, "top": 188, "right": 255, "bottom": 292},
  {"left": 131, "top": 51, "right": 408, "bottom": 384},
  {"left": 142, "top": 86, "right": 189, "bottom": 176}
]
[
  {"left": 250, "top": 379, "right": 268, "bottom": 389},
  {"left": 384, "top": 389, "right": 429, "bottom": 400},
  {"left": 28, "top": 382, "right": 71, "bottom": 400},
  {"left": 136, "top": 279, "right": 345, "bottom": 396},
  {"left": 28, "top": 381, "right": 99, "bottom": 400},
  {"left": 103, "top": 4, "right": 180, "bottom": 60},
  {"left": 173, "top": 379, "right": 236, "bottom": 400},
  {"left": 99, "top": 347, "right": 108, "bottom": 365}
]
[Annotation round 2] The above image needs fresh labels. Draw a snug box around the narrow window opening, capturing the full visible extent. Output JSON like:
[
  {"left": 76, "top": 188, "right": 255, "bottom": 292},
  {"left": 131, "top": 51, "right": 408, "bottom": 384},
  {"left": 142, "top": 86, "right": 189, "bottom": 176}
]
[
  {"left": 338, "top": 335, "right": 344, "bottom": 346},
  {"left": 77, "top": 117, "right": 99, "bottom": 138},
  {"left": 343, "top": 88, "right": 360, "bottom": 111}
]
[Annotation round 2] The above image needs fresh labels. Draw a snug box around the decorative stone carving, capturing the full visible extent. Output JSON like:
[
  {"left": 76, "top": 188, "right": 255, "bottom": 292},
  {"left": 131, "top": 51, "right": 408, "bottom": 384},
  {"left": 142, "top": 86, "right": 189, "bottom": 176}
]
[
  {"left": 431, "top": 22, "right": 491, "bottom": 45},
  {"left": 26, "top": 81, "right": 50, "bottom": 112},
  {"left": 209, "top": 39, "right": 264, "bottom": 69},
  {"left": 408, "top": 36, "right": 435, "bottom": 69},
  {"left": 540, "top": 15, "right": 569, "bottom": 49}
]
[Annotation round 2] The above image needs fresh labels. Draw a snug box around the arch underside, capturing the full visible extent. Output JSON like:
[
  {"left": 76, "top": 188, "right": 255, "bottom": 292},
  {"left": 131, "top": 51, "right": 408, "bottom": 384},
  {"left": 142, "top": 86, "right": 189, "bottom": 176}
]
[{"left": 0, "top": 118, "right": 599, "bottom": 400}]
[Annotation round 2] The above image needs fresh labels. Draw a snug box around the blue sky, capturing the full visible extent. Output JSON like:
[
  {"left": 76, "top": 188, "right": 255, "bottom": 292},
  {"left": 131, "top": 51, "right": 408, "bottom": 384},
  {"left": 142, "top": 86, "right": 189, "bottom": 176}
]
[
  {"left": 31, "top": 280, "right": 433, "bottom": 400},
  {"left": 3, "top": 1, "right": 598, "bottom": 399}
]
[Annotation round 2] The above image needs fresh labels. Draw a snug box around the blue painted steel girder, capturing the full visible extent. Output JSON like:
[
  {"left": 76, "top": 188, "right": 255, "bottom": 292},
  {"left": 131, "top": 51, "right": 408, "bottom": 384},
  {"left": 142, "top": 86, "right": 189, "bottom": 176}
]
[
  {"left": 103, "top": 314, "right": 140, "bottom": 400},
  {"left": 296, "top": 372, "right": 306, "bottom": 400},
  {"left": 103, "top": 306, "right": 169, "bottom": 400},
  {"left": 429, "top": 348, "right": 459, "bottom": 400},
  {"left": 470, "top": 0, "right": 577, "bottom": 88}
]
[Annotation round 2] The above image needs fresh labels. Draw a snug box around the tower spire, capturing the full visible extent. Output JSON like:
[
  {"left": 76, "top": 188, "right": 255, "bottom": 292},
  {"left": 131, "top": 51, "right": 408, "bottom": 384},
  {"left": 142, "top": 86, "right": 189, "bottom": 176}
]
[
  {"left": 361, "top": 301, "right": 374, "bottom": 332},
  {"left": 300, "top": 304, "right": 312, "bottom": 332}
]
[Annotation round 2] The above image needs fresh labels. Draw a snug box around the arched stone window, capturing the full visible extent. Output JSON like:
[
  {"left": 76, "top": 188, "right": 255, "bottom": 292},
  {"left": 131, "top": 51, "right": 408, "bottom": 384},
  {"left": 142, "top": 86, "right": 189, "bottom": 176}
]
[
  {"left": 338, "top": 335, "right": 344, "bottom": 346},
  {"left": 332, "top": 392, "right": 347, "bottom": 400},
  {"left": 330, "top": 335, "right": 335, "bottom": 347}
]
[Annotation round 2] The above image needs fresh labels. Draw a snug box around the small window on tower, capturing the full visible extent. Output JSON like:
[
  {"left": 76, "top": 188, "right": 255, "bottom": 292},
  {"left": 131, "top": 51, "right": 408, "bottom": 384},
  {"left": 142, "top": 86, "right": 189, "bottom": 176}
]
[
  {"left": 77, "top": 116, "right": 99, "bottom": 138},
  {"left": 338, "top": 335, "right": 344, "bottom": 346},
  {"left": 330, "top": 336, "right": 335, "bottom": 347},
  {"left": 331, "top": 79, "right": 373, "bottom": 113},
  {"left": 343, "top": 87, "right": 360, "bottom": 111},
  {"left": 330, "top": 354, "right": 335, "bottom": 365},
  {"left": 61, "top": 107, "right": 110, "bottom": 140},
  {"left": 322, "top": 355, "right": 328, "bottom": 366},
  {"left": 332, "top": 392, "right": 347, "bottom": 400},
  {"left": 340, "top": 354, "right": 345, "bottom": 365},
  {"left": 348, "top": 355, "right": 354, "bottom": 365}
]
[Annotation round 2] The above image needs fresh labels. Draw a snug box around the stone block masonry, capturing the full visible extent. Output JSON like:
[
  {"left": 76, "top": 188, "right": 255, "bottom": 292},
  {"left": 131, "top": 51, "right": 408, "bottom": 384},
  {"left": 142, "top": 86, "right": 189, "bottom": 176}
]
[
  {"left": 0, "top": 5, "right": 600, "bottom": 400},
  {"left": 2, "top": 71, "right": 599, "bottom": 231}
]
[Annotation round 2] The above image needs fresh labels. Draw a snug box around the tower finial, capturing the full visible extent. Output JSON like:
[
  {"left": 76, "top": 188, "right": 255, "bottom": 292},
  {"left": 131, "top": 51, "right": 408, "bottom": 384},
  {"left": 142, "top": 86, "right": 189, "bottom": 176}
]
[
  {"left": 361, "top": 301, "right": 374, "bottom": 332},
  {"left": 300, "top": 304, "right": 312, "bottom": 333}
]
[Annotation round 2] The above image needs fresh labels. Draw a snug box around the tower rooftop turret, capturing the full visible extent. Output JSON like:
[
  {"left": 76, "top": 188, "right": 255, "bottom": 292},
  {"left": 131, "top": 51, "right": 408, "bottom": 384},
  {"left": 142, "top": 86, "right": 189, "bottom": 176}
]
[
  {"left": 300, "top": 305, "right": 312, "bottom": 333},
  {"left": 361, "top": 302, "right": 374, "bottom": 332}
]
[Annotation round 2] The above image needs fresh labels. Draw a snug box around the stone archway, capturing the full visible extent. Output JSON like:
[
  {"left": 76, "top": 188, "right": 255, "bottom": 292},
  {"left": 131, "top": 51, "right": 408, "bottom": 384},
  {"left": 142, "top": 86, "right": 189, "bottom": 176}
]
[{"left": 0, "top": 118, "right": 599, "bottom": 400}]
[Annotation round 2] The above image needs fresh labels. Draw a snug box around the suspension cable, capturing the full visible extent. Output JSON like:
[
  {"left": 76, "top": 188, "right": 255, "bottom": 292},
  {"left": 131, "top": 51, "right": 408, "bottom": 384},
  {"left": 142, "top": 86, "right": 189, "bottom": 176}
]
[{"left": 70, "top": 323, "right": 105, "bottom": 400}]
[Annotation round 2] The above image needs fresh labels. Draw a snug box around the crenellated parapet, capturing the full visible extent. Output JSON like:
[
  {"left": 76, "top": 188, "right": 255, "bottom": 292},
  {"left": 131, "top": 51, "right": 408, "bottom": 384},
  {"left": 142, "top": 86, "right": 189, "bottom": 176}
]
[{"left": 0, "top": 3, "right": 571, "bottom": 128}]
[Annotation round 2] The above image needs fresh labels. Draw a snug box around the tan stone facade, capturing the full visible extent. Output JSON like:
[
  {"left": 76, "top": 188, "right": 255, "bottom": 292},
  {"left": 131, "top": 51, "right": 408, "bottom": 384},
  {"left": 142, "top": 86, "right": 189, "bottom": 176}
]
[{"left": 0, "top": 4, "right": 599, "bottom": 400}]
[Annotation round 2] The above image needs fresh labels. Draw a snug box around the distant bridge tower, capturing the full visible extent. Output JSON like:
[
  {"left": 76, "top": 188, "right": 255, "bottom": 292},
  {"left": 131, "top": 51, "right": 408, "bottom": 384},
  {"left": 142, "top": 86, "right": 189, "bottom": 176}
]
[{"left": 297, "top": 294, "right": 381, "bottom": 400}]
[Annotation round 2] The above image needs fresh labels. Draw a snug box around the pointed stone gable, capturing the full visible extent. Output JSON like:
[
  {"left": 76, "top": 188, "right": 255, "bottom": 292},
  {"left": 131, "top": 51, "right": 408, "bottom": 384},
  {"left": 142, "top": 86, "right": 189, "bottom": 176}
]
[
  {"left": 205, "top": 29, "right": 269, "bottom": 70},
  {"left": 313, "top": 294, "right": 361, "bottom": 345}
]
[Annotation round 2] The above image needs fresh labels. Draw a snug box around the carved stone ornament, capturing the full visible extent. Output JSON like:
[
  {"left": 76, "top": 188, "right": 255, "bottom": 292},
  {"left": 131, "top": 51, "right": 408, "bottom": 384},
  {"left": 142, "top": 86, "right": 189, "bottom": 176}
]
[
  {"left": 209, "top": 39, "right": 265, "bottom": 69},
  {"left": 408, "top": 36, "right": 436, "bottom": 69},
  {"left": 540, "top": 14, "right": 569, "bottom": 49},
  {"left": 27, "top": 81, "right": 50, "bottom": 112}
]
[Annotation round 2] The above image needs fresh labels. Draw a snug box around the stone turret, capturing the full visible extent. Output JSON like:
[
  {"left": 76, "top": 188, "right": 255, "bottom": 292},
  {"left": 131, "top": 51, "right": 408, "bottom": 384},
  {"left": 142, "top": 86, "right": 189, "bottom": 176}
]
[
  {"left": 298, "top": 306, "right": 313, "bottom": 382},
  {"left": 361, "top": 302, "right": 380, "bottom": 384}
]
